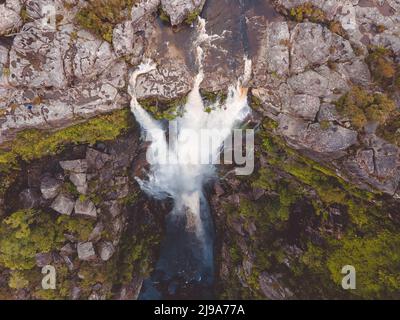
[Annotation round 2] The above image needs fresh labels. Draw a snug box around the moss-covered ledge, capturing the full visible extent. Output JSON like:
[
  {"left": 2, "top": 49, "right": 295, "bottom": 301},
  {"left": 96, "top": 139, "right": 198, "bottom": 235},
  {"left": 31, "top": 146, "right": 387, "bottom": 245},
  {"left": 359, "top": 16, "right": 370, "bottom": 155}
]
[{"left": 0, "top": 109, "right": 134, "bottom": 198}]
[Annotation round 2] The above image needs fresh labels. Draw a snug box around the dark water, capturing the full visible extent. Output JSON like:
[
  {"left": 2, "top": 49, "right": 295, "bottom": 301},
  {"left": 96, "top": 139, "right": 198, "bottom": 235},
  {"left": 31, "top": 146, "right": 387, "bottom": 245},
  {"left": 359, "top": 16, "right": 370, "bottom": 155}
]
[{"left": 139, "top": 195, "right": 214, "bottom": 300}]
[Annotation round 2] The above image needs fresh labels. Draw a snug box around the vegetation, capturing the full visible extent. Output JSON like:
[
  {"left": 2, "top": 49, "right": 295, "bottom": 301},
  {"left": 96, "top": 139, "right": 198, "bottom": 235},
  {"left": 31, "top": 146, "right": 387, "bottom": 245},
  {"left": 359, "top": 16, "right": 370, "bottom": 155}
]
[
  {"left": 184, "top": 9, "right": 201, "bottom": 25},
  {"left": 0, "top": 109, "right": 132, "bottom": 174},
  {"left": 289, "top": 3, "right": 326, "bottom": 23},
  {"left": 366, "top": 46, "right": 399, "bottom": 92},
  {"left": 0, "top": 210, "right": 62, "bottom": 270},
  {"left": 335, "top": 86, "right": 396, "bottom": 130},
  {"left": 76, "top": 0, "right": 138, "bottom": 42},
  {"left": 220, "top": 117, "right": 400, "bottom": 299},
  {"left": 138, "top": 96, "right": 187, "bottom": 120}
]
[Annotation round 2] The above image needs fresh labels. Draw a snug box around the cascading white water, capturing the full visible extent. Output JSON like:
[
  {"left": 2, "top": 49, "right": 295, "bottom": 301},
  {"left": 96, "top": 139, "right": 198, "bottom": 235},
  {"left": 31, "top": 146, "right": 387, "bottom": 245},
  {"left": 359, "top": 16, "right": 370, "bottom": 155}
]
[{"left": 129, "top": 17, "right": 252, "bottom": 297}]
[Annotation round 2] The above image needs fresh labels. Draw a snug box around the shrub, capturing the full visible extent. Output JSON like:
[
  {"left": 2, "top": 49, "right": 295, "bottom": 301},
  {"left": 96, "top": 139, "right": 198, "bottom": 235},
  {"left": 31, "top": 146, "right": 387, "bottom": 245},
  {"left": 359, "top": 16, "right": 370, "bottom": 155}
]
[
  {"left": 76, "top": 0, "right": 138, "bottom": 42},
  {"left": 289, "top": 3, "right": 326, "bottom": 23},
  {"left": 335, "top": 86, "right": 396, "bottom": 130},
  {"left": 0, "top": 210, "right": 61, "bottom": 270},
  {"left": 367, "top": 47, "right": 399, "bottom": 91}
]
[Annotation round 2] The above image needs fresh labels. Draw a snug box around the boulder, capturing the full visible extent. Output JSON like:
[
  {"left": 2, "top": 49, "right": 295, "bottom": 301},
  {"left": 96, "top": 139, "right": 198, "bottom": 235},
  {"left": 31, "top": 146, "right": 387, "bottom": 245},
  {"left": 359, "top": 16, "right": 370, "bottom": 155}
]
[
  {"left": 69, "top": 173, "right": 88, "bottom": 195},
  {"left": 51, "top": 194, "right": 75, "bottom": 215},
  {"left": 59, "top": 159, "right": 88, "bottom": 173},
  {"left": 40, "top": 176, "right": 61, "bottom": 199},
  {"left": 278, "top": 114, "right": 358, "bottom": 153},
  {"left": 98, "top": 241, "right": 115, "bottom": 261},
  {"left": 77, "top": 242, "right": 96, "bottom": 261},
  {"left": 259, "top": 273, "right": 294, "bottom": 300},
  {"left": 161, "top": 0, "right": 206, "bottom": 26},
  {"left": 74, "top": 199, "right": 97, "bottom": 218},
  {"left": 35, "top": 252, "right": 53, "bottom": 268}
]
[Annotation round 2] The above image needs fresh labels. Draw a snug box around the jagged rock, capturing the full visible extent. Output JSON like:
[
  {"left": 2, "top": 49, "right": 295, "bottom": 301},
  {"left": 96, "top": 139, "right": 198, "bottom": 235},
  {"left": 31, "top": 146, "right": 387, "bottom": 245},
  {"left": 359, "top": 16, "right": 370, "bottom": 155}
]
[
  {"left": 19, "top": 188, "right": 41, "bottom": 209},
  {"left": 86, "top": 148, "right": 111, "bottom": 170},
  {"left": 283, "top": 94, "right": 320, "bottom": 120},
  {"left": 77, "top": 241, "right": 96, "bottom": 261},
  {"left": 74, "top": 199, "right": 97, "bottom": 218},
  {"left": 60, "top": 243, "right": 75, "bottom": 257},
  {"left": 98, "top": 241, "right": 115, "bottom": 261},
  {"left": 0, "top": 0, "right": 22, "bottom": 36},
  {"left": 278, "top": 114, "right": 358, "bottom": 154},
  {"left": 89, "top": 222, "right": 104, "bottom": 242},
  {"left": 60, "top": 160, "right": 88, "bottom": 173},
  {"left": 290, "top": 22, "right": 354, "bottom": 74},
  {"left": 40, "top": 176, "right": 61, "bottom": 199},
  {"left": 35, "top": 252, "right": 52, "bottom": 268},
  {"left": 259, "top": 273, "right": 294, "bottom": 300},
  {"left": 51, "top": 194, "right": 75, "bottom": 215},
  {"left": 105, "top": 201, "right": 121, "bottom": 218},
  {"left": 161, "top": 0, "right": 206, "bottom": 26},
  {"left": 135, "top": 60, "right": 193, "bottom": 100},
  {"left": 69, "top": 173, "right": 88, "bottom": 195},
  {"left": 72, "top": 30, "right": 116, "bottom": 81}
]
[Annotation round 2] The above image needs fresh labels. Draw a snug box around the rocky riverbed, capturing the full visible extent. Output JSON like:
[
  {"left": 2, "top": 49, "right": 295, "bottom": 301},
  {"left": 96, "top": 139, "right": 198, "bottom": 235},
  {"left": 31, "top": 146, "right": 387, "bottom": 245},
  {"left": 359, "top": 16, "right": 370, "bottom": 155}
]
[{"left": 0, "top": 0, "right": 400, "bottom": 299}]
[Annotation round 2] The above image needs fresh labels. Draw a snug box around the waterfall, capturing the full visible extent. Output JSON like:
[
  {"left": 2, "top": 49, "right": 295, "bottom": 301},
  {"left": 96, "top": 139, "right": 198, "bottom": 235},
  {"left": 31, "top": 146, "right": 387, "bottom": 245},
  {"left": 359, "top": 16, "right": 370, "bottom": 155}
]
[{"left": 129, "top": 17, "right": 252, "bottom": 298}]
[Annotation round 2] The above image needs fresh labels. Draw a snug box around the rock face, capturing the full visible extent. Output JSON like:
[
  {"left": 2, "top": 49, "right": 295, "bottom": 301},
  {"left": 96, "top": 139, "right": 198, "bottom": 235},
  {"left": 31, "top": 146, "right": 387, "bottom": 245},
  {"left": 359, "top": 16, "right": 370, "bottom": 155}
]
[
  {"left": 161, "top": 0, "right": 206, "bottom": 25},
  {"left": 0, "top": 128, "right": 167, "bottom": 300},
  {"left": 0, "top": 0, "right": 22, "bottom": 36},
  {"left": 51, "top": 194, "right": 75, "bottom": 216},
  {"left": 74, "top": 199, "right": 97, "bottom": 218},
  {"left": 77, "top": 242, "right": 96, "bottom": 261},
  {"left": 40, "top": 176, "right": 61, "bottom": 200}
]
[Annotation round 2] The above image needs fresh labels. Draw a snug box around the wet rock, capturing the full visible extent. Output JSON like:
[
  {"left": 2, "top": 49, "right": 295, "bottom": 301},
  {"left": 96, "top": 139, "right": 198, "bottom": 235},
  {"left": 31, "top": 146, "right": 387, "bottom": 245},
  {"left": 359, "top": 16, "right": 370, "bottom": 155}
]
[
  {"left": 60, "top": 160, "right": 88, "bottom": 173},
  {"left": 74, "top": 199, "right": 97, "bottom": 218},
  {"left": 19, "top": 188, "right": 41, "bottom": 209},
  {"left": 77, "top": 241, "right": 96, "bottom": 261},
  {"left": 69, "top": 173, "right": 88, "bottom": 195},
  {"left": 98, "top": 241, "right": 115, "bottom": 261},
  {"left": 40, "top": 176, "right": 61, "bottom": 200},
  {"left": 161, "top": 0, "right": 206, "bottom": 26},
  {"left": 51, "top": 194, "right": 75, "bottom": 215},
  {"left": 0, "top": 0, "right": 22, "bottom": 36},
  {"left": 259, "top": 273, "right": 294, "bottom": 300}
]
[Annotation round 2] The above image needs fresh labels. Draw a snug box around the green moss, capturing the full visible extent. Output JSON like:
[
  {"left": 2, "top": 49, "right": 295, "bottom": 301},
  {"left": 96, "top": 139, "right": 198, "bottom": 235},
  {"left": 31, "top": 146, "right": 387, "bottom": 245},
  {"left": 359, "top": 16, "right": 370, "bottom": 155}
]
[
  {"left": 56, "top": 215, "right": 95, "bottom": 242},
  {"left": 0, "top": 109, "right": 132, "bottom": 174},
  {"left": 138, "top": 96, "right": 187, "bottom": 120},
  {"left": 8, "top": 271, "right": 29, "bottom": 289},
  {"left": 76, "top": 0, "right": 138, "bottom": 42},
  {"left": 326, "top": 232, "right": 400, "bottom": 299},
  {"left": 184, "top": 9, "right": 201, "bottom": 25},
  {"left": 0, "top": 210, "right": 62, "bottom": 270},
  {"left": 158, "top": 7, "right": 170, "bottom": 23}
]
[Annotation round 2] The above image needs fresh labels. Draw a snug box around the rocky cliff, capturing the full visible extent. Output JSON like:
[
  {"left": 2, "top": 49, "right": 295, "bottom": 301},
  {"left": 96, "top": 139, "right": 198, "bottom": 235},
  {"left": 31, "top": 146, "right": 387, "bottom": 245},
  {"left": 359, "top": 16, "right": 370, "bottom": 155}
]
[{"left": 0, "top": 0, "right": 400, "bottom": 299}]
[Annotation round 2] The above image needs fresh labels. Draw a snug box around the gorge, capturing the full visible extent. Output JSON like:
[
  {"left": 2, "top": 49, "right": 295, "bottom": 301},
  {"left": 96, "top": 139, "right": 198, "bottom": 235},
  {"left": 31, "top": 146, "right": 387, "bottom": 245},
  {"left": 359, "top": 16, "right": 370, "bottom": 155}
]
[{"left": 0, "top": 0, "right": 400, "bottom": 300}]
